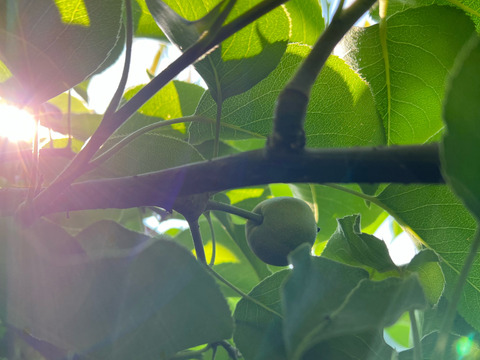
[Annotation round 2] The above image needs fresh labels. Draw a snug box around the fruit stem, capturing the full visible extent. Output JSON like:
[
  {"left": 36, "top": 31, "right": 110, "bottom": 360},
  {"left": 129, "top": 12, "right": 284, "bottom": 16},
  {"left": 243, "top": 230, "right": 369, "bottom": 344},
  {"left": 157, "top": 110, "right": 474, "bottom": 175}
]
[
  {"left": 188, "top": 218, "right": 207, "bottom": 264},
  {"left": 206, "top": 200, "right": 263, "bottom": 224}
]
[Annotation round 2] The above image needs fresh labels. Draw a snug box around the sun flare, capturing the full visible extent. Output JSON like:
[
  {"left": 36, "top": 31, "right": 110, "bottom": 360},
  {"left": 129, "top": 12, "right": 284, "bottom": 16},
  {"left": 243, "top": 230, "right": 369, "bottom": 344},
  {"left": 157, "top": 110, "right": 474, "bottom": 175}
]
[{"left": 0, "top": 103, "right": 38, "bottom": 142}]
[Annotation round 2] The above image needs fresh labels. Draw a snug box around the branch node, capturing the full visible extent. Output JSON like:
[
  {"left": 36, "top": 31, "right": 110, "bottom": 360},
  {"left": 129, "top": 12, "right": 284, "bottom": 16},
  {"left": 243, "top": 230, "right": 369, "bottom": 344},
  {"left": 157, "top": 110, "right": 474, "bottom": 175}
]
[{"left": 267, "top": 88, "right": 308, "bottom": 153}]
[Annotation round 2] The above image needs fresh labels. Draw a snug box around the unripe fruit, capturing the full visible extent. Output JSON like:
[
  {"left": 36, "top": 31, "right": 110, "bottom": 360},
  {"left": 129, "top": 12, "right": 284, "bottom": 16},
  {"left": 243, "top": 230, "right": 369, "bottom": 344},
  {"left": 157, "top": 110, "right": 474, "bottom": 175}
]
[{"left": 245, "top": 197, "right": 318, "bottom": 266}]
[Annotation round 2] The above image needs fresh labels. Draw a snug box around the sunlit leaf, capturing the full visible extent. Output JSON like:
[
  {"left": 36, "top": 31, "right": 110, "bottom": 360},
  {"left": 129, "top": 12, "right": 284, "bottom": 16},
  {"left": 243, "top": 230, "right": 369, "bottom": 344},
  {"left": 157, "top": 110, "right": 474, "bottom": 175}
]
[
  {"left": 322, "top": 214, "right": 399, "bottom": 274},
  {"left": 291, "top": 184, "right": 384, "bottom": 244},
  {"left": 0, "top": 0, "right": 124, "bottom": 105},
  {"left": 342, "top": 5, "right": 475, "bottom": 144},
  {"left": 375, "top": 184, "right": 480, "bottom": 330},
  {"left": 146, "top": 0, "right": 289, "bottom": 101},
  {"left": 191, "top": 45, "right": 385, "bottom": 147}
]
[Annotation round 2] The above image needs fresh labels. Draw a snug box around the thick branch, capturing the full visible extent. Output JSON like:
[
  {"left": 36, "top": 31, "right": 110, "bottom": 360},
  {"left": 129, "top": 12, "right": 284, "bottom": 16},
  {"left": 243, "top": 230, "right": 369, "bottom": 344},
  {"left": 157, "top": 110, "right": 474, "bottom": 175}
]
[{"left": 8, "top": 144, "right": 443, "bottom": 221}]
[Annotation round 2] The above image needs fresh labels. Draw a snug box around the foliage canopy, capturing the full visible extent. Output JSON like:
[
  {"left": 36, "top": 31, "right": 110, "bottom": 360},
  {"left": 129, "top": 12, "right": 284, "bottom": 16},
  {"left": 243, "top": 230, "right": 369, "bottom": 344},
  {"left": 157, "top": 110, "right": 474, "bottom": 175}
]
[{"left": 1, "top": 0, "right": 480, "bottom": 359}]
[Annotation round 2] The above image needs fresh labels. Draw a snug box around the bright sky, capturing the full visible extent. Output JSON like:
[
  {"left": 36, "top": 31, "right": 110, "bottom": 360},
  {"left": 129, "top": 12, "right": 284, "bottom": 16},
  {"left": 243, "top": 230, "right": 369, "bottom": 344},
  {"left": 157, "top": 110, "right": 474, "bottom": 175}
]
[{"left": 88, "top": 38, "right": 203, "bottom": 114}]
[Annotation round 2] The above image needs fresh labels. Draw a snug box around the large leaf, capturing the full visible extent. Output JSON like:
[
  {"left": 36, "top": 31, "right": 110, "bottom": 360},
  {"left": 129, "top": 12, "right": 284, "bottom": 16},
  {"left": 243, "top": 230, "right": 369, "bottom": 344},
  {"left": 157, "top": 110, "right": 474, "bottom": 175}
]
[
  {"left": 191, "top": 44, "right": 385, "bottom": 146},
  {"left": 284, "top": 0, "right": 324, "bottom": 45},
  {"left": 342, "top": 5, "right": 475, "bottom": 144},
  {"left": 0, "top": 0, "right": 124, "bottom": 105},
  {"left": 283, "top": 247, "right": 425, "bottom": 360},
  {"left": 133, "top": 0, "right": 167, "bottom": 39},
  {"left": 43, "top": 94, "right": 102, "bottom": 141},
  {"left": 282, "top": 246, "right": 369, "bottom": 358},
  {"left": 398, "top": 332, "right": 461, "bottom": 360},
  {"left": 322, "top": 214, "right": 399, "bottom": 274},
  {"left": 146, "top": 0, "right": 289, "bottom": 101},
  {"left": 370, "top": 0, "right": 480, "bottom": 33},
  {"left": 303, "top": 331, "right": 395, "bottom": 360},
  {"left": 233, "top": 270, "right": 290, "bottom": 360},
  {"left": 0, "top": 219, "right": 233, "bottom": 359},
  {"left": 291, "top": 184, "right": 384, "bottom": 244},
  {"left": 442, "top": 35, "right": 480, "bottom": 219},
  {"left": 87, "top": 132, "right": 205, "bottom": 178},
  {"left": 375, "top": 184, "right": 480, "bottom": 330}
]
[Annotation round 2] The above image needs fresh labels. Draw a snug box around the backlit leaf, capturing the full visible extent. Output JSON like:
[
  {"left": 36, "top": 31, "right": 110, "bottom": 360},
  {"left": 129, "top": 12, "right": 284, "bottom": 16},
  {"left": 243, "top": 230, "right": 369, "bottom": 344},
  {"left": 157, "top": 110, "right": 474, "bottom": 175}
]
[
  {"left": 342, "top": 5, "right": 475, "bottom": 144},
  {"left": 0, "top": 0, "right": 124, "bottom": 105},
  {"left": 191, "top": 44, "right": 385, "bottom": 147}
]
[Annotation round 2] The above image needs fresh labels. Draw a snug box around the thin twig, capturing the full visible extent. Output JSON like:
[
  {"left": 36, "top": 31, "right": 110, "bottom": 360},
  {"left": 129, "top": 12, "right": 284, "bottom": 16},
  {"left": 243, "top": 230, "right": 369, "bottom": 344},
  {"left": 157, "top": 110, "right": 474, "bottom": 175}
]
[
  {"left": 86, "top": 116, "right": 209, "bottom": 170},
  {"left": 409, "top": 309, "right": 423, "bottom": 360}
]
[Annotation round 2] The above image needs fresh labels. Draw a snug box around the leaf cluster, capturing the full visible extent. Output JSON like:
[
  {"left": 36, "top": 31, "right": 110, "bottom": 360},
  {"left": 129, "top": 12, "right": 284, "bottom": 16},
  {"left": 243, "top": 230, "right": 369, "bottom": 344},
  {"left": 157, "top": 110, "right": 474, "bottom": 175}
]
[{"left": 1, "top": 0, "right": 480, "bottom": 359}]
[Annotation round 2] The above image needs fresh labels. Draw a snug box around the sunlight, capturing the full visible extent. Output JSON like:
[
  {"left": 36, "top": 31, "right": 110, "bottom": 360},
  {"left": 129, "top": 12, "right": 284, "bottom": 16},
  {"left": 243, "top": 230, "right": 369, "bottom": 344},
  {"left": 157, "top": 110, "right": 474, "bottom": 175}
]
[{"left": 0, "top": 103, "right": 38, "bottom": 142}]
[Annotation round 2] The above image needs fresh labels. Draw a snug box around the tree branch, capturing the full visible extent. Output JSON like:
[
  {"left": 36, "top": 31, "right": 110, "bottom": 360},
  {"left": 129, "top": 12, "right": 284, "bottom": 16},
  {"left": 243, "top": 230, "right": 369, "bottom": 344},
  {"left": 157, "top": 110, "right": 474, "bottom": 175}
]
[
  {"left": 18, "top": 0, "right": 288, "bottom": 226},
  {"left": 269, "top": 0, "right": 377, "bottom": 152},
  {"left": 8, "top": 144, "right": 443, "bottom": 222}
]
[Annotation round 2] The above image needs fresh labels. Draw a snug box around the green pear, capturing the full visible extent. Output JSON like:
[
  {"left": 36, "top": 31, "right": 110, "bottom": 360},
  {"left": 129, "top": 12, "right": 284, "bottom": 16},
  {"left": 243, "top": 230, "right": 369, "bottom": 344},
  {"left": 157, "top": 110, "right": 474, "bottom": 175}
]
[{"left": 245, "top": 197, "right": 318, "bottom": 266}]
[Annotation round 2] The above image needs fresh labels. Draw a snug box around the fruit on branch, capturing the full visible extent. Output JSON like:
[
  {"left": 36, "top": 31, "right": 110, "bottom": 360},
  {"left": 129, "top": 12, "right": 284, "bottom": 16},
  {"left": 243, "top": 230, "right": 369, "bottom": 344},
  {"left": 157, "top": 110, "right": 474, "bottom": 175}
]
[{"left": 245, "top": 197, "right": 318, "bottom": 266}]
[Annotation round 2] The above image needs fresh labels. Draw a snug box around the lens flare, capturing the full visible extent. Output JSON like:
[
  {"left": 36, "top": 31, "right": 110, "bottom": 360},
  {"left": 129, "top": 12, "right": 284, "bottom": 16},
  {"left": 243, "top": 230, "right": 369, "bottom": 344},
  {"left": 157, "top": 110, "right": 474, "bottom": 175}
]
[{"left": 0, "top": 103, "right": 37, "bottom": 142}]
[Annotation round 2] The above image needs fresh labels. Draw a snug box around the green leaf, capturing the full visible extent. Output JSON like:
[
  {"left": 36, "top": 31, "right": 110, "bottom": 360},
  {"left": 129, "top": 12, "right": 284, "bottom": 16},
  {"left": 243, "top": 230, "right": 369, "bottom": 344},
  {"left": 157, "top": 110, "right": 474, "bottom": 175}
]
[
  {"left": 0, "top": 218, "right": 233, "bottom": 359},
  {"left": 385, "top": 312, "right": 412, "bottom": 349},
  {"left": 422, "top": 296, "right": 478, "bottom": 337},
  {"left": 73, "top": 79, "right": 91, "bottom": 103},
  {"left": 284, "top": 246, "right": 426, "bottom": 359},
  {"left": 146, "top": 0, "right": 289, "bottom": 101},
  {"left": 322, "top": 214, "right": 399, "bottom": 274},
  {"left": 87, "top": 132, "right": 204, "bottom": 177},
  {"left": 124, "top": 81, "right": 185, "bottom": 120},
  {"left": 284, "top": 0, "right": 324, "bottom": 45},
  {"left": 370, "top": 0, "right": 480, "bottom": 33},
  {"left": 442, "top": 35, "right": 480, "bottom": 219},
  {"left": 191, "top": 44, "right": 385, "bottom": 147},
  {"left": 233, "top": 270, "right": 290, "bottom": 360},
  {"left": 0, "top": 0, "right": 124, "bottom": 105},
  {"left": 174, "top": 80, "right": 207, "bottom": 116},
  {"left": 303, "top": 331, "right": 396, "bottom": 360},
  {"left": 398, "top": 332, "right": 461, "bottom": 360},
  {"left": 47, "top": 208, "right": 145, "bottom": 235},
  {"left": 291, "top": 184, "right": 384, "bottom": 244},
  {"left": 406, "top": 250, "right": 444, "bottom": 305},
  {"left": 43, "top": 94, "right": 102, "bottom": 141},
  {"left": 82, "top": 81, "right": 207, "bottom": 178},
  {"left": 282, "top": 246, "right": 370, "bottom": 359},
  {"left": 375, "top": 184, "right": 480, "bottom": 329},
  {"left": 120, "top": 80, "right": 205, "bottom": 136},
  {"left": 133, "top": 0, "right": 167, "bottom": 39},
  {"left": 342, "top": 5, "right": 475, "bottom": 144}
]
